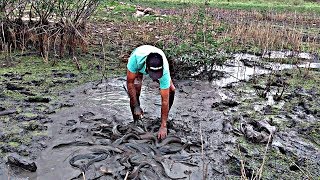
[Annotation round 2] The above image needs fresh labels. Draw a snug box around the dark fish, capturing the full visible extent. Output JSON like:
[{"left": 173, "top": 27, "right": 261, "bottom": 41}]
[
  {"left": 52, "top": 141, "right": 94, "bottom": 149},
  {"left": 69, "top": 152, "right": 108, "bottom": 172}
]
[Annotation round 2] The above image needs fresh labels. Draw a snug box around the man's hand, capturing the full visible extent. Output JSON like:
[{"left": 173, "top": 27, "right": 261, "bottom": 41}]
[
  {"left": 134, "top": 106, "right": 143, "bottom": 116},
  {"left": 158, "top": 127, "right": 167, "bottom": 140},
  {"left": 127, "top": 70, "right": 144, "bottom": 121}
]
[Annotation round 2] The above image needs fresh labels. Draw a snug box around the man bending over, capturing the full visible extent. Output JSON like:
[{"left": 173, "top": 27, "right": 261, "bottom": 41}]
[{"left": 126, "top": 45, "right": 175, "bottom": 140}]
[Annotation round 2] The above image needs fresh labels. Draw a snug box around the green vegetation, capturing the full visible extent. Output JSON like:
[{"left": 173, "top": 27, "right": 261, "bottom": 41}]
[
  {"left": 212, "top": 0, "right": 320, "bottom": 13},
  {"left": 8, "top": 142, "right": 20, "bottom": 148},
  {"left": 119, "top": 0, "right": 320, "bottom": 13},
  {"left": 20, "top": 113, "right": 38, "bottom": 119},
  {"left": 98, "top": 0, "right": 319, "bottom": 63},
  {"left": 2, "top": 89, "right": 25, "bottom": 100},
  {"left": 95, "top": 2, "right": 136, "bottom": 21},
  {"left": 287, "top": 70, "right": 320, "bottom": 92}
]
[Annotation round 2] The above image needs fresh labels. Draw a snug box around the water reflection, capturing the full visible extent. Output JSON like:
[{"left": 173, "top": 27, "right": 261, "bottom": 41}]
[{"left": 191, "top": 52, "right": 320, "bottom": 87}]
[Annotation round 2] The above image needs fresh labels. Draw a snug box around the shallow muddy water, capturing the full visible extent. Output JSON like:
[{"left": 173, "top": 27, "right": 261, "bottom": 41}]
[
  {"left": 1, "top": 77, "right": 234, "bottom": 179},
  {"left": 1, "top": 52, "right": 319, "bottom": 179}
]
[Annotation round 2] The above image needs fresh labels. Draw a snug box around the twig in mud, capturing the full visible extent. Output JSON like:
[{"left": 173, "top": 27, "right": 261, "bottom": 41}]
[
  {"left": 73, "top": 56, "right": 82, "bottom": 71},
  {"left": 250, "top": 169, "right": 255, "bottom": 180},
  {"left": 238, "top": 144, "right": 248, "bottom": 180},
  {"left": 82, "top": 172, "right": 86, "bottom": 180},
  {"left": 123, "top": 84, "right": 129, "bottom": 97},
  {"left": 124, "top": 171, "right": 129, "bottom": 180},
  {"left": 290, "top": 161, "right": 313, "bottom": 180},
  {"left": 199, "top": 122, "right": 206, "bottom": 180},
  {"left": 100, "top": 38, "right": 108, "bottom": 85},
  {"left": 239, "top": 134, "right": 272, "bottom": 180},
  {"left": 204, "top": 162, "right": 209, "bottom": 180},
  {"left": 7, "top": 164, "right": 10, "bottom": 180},
  {"left": 254, "top": 134, "right": 272, "bottom": 180},
  {"left": 222, "top": 71, "right": 243, "bottom": 81},
  {"left": 240, "top": 160, "right": 247, "bottom": 180}
]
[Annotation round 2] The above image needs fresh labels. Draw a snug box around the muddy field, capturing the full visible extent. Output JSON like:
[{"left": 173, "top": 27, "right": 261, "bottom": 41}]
[
  {"left": 1, "top": 52, "right": 319, "bottom": 179},
  {"left": 1, "top": 0, "right": 320, "bottom": 179}
]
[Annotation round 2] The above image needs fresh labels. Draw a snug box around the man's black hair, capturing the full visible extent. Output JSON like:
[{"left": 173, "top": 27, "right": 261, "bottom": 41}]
[{"left": 146, "top": 53, "right": 163, "bottom": 67}]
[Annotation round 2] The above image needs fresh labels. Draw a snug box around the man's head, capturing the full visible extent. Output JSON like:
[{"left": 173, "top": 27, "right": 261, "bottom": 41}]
[{"left": 146, "top": 53, "right": 163, "bottom": 80}]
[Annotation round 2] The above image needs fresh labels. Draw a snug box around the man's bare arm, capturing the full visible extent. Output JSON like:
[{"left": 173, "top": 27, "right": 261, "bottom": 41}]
[
  {"left": 158, "top": 88, "right": 169, "bottom": 139},
  {"left": 127, "top": 70, "right": 139, "bottom": 112}
]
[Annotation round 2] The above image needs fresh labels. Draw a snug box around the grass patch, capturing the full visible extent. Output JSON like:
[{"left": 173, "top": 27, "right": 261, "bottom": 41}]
[
  {"left": 117, "top": 0, "right": 192, "bottom": 10},
  {"left": 20, "top": 112, "right": 38, "bottom": 119},
  {"left": 2, "top": 90, "right": 25, "bottom": 100},
  {"left": 120, "top": 0, "right": 320, "bottom": 13},
  {"left": 287, "top": 70, "right": 320, "bottom": 92},
  {"left": 0, "top": 116, "right": 10, "bottom": 123},
  {"left": 8, "top": 142, "right": 20, "bottom": 148},
  {"left": 212, "top": 1, "right": 320, "bottom": 13},
  {"left": 94, "top": 1, "right": 137, "bottom": 21},
  {"left": 31, "top": 131, "right": 48, "bottom": 137}
]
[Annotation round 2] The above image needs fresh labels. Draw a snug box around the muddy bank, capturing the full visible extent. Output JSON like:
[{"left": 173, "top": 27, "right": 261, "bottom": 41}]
[
  {"left": 0, "top": 58, "right": 101, "bottom": 179},
  {"left": 0, "top": 70, "right": 80, "bottom": 157}
]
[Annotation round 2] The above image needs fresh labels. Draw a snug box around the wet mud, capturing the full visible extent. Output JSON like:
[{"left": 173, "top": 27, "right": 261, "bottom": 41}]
[
  {"left": 1, "top": 53, "right": 320, "bottom": 179},
  {"left": 1, "top": 78, "right": 233, "bottom": 179}
]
